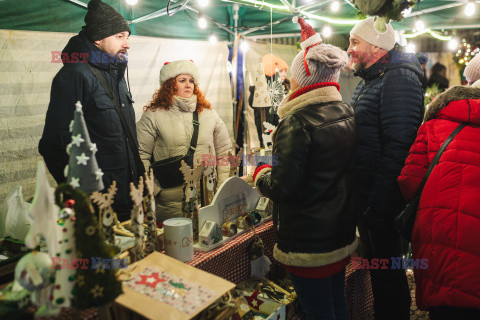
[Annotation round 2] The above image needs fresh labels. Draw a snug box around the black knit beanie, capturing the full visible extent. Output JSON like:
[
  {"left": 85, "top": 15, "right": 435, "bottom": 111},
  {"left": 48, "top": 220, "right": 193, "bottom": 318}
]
[{"left": 84, "top": 0, "right": 131, "bottom": 41}]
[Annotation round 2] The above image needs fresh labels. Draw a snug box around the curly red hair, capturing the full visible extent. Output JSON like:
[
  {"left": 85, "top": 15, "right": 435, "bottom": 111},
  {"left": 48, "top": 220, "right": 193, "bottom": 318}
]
[{"left": 144, "top": 77, "right": 212, "bottom": 113}]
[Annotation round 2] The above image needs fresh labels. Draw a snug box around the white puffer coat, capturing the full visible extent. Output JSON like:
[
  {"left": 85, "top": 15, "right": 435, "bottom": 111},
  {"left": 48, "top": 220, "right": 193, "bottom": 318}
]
[{"left": 137, "top": 95, "right": 232, "bottom": 221}]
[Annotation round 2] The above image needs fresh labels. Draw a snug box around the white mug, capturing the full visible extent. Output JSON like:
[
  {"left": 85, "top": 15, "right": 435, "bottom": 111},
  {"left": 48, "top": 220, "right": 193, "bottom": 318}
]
[{"left": 163, "top": 218, "right": 194, "bottom": 262}]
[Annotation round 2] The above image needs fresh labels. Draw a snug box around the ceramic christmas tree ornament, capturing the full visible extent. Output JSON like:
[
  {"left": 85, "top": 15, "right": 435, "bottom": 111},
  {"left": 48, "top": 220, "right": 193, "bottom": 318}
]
[
  {"left": 54, "top": 184, "right": 122, "bottom": 309},
  {"left": 66, "top": 101, "right": 104, "bottom": 193},
  {"left": 51, "top": 207, "right": 76, "bottom": 308}
]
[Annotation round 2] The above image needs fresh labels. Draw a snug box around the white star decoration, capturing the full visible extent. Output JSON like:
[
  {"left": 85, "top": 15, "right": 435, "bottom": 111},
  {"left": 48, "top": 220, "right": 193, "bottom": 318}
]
[
  {"left": 95, "top": 169, "right": 104, "bottom": 180},
  {"left": 69, "top": 120, "right": 74, "bottom": 132},
  {"left": 146, "top": 277, "right": 155, "bottom": 283},
  {"left": 75, "top": 101, "right": 83, "bottom": 112},
  {"left": 71, "top": 134, "right": 85, "bottom": 147},
  {"left": 89, "top": 143, "right": 98, "bottom": 153},
  {"left": 76, "top": 153, "right": 90, "bottom": 166},
  {"left": 70, "top": 177, "right": 80, "bottom": 188},
  {"left": 251, "top": 300, "right": 258, "bottom": 307}
]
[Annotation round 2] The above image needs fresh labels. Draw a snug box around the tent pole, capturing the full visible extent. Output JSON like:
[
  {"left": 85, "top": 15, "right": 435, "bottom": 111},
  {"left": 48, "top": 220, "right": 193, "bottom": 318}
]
[
  {"left": 405, "top": 3, "right": 466, "bottom": 18},
  {"left": 185, "top": 6, "right": 235, "bottom": 35},
  {"left": 131, "top": 3, "right": 184, "bottom": 24},
  {"left": 242, "top": 17, "right": 292, "bottom": 35},
  {"left": 233, "top": 4, "right": 239, "bottom": 144},
  {"left": 64, "top": 0, "right": 87, "bottom": 8},
  {"left": 279, "top": 0, "right": 296, "bottom": 13}
]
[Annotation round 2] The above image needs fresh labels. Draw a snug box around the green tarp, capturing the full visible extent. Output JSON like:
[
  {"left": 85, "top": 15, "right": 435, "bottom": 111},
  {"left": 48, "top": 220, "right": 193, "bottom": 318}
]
[{"left": 1, "top": 0, "right": 479, "bottom": 41}]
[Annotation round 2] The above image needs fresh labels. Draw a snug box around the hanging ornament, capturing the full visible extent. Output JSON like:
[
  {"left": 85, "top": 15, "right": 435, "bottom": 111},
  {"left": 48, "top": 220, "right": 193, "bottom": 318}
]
[
  {"left": 252, "top": 62, "right": 272, "bottom": 108},
  {"left": 267, "top": 69, "right": 285, "bottom": 115}
]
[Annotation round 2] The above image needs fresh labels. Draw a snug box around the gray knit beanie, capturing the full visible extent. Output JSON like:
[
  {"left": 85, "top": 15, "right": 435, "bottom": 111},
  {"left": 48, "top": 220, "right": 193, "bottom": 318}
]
[
  {"left": 84, "top": 0, "right": 131, "bottom": 41},
  {"left": 291, "top": 44, "right": 349, "bottom": 88}
]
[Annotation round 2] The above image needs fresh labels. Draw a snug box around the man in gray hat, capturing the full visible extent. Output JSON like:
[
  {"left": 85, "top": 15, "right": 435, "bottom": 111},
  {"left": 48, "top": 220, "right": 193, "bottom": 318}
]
[
  {"left": 39, "top": 0, "right": 143, "bottom": 220},
  {"left": 348, "top": 17, "right": 424, "bottom": 320}
]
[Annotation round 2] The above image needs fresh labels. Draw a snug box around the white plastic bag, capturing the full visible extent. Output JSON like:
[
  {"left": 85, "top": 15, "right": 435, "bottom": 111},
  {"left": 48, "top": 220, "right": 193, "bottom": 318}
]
[{"left": 0, "top": 186, "right": 32, "bottom": 241}]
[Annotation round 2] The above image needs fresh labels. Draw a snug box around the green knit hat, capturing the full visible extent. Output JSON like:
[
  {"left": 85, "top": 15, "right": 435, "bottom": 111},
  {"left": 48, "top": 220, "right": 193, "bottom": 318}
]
[{"left": 84, "top": 0, "right": 131, "bottom": 41}]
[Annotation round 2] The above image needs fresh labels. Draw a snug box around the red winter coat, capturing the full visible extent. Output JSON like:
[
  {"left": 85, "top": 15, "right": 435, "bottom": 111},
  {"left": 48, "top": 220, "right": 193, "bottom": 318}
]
[{"left": 398, "top": 86, "right": 480, "bottom": 310}]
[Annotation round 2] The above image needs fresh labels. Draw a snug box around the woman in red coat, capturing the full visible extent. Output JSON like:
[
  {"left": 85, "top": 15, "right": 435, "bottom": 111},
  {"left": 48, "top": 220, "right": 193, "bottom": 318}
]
[{"left": 398, "top": 86, "right": 480, "bottom": 319}]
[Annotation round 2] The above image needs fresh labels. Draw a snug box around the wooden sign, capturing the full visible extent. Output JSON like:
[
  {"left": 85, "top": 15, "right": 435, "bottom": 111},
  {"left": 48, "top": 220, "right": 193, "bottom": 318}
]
[{"left": 198, "top": 177, "right": 260, "bottom": 236}]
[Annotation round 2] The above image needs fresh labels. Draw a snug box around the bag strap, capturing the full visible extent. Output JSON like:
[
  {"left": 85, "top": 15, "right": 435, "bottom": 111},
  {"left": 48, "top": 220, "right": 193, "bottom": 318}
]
[
  {"left": 412, "top": 122, "right": 467, "bottom": 199},
  {"left": 186, "top": 111, "right": 199, "bottom": 158},
  {"left": 87, "top": 63, "right": 145, "bottom": 177}
]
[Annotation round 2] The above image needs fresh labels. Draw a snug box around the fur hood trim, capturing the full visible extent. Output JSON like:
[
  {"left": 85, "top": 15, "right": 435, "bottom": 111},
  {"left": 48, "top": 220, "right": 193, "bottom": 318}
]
[
  {"left": 277, "top": 86, "right": 342, "bottom": 119},
  {"left": 273, "top": 237, "right": 358, "bottom": 267},
  {"left": 425, "top": 85, "right": 480, "bottom": 122}
]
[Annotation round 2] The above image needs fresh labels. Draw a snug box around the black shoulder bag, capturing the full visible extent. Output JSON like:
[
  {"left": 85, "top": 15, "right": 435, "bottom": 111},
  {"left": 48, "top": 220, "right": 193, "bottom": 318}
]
[
  {"left": 87, "top": 63, "right": 146, "bottom": 179},
  {"left": 395, "top": 122, "right": 467, "bottom": 242},
  {"left": 150, "top": 112, "right": 199, "bottom": 189}
]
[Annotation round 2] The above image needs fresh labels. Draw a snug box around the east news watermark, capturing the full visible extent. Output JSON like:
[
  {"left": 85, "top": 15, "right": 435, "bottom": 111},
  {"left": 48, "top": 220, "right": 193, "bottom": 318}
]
[
  {"left": 352, "top": 257, "right": 429, "bottom": 270},
  {"left": 201, "top": 154, "right": 279, "bottom": 167},
  {"left": 51, "top": 257, "right": 128, "bottom": 270}
]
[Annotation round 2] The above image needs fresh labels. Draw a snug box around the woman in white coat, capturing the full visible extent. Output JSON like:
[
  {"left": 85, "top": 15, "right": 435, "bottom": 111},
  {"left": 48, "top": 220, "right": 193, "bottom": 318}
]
[{"left": 137, "top": 60, "right": 232, "bottom": 222}]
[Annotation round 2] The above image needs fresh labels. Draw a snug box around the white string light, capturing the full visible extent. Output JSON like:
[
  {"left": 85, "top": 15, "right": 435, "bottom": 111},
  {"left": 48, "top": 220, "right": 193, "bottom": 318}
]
[
  {"left": 448, "top": 39, "right": 458, "bottom": 50},
  {"left": 465, "top": 2, "right": 476, "bottom": 17},
  {"left": 198, "top": 0, "right": 209, "bottom": 7},
  {"left": 330, "top": 1, "right": 340, "bottom": 12},
  {"left": 126, "top": 0, "right": 138, "bottom": 5},
  {"left": 209, "top": 33, "right": 217, "bottom": 45},
  {"left": 240, "top": 40, "right": 249, "bottom": 52},
  {"left": 415, "top": 19, "right": 425, "bottom": 32},
  {"left": 322, "top": 25, "right": 332, "bottom": 38},
  {"left": 198, "top": 16, "right": 207, "bottom": 29}
]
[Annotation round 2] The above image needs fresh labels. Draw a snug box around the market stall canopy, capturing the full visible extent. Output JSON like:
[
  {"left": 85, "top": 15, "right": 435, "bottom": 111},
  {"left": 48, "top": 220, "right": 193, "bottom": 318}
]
[{"left": 1, "top": 0, "right": 480, "bottom": 41}]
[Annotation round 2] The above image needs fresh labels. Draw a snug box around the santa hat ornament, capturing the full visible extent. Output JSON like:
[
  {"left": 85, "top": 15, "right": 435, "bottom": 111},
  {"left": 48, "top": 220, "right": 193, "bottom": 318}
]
[{"left": 292, "top": 17, "right": 322, "bottom": 76}]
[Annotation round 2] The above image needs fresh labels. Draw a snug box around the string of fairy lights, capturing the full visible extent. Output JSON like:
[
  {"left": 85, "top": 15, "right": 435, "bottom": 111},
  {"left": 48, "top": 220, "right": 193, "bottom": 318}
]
[{"left": 123, "top": 0, "right": 478, "bottom": 66}]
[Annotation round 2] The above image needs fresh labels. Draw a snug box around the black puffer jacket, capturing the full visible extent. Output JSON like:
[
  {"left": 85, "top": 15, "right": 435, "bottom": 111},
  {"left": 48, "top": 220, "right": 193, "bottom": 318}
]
[
  {"left": 256, "top": 84, "right": 357, "bottom": 266},
  {"left": 350, "top": 50, "right": 424, "bottom": 218},
  {"left": 39, "top": 29, "right": 138, "bottom": 220}
]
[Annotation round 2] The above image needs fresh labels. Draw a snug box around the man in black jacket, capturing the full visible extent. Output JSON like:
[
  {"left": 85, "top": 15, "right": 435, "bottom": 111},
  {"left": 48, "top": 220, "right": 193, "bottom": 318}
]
[
  {"left": 348, "top": 18, "right": 424, "bottom": 319},
  {"left": 39, "top": 0, "right": 140, "bottom": 220}
]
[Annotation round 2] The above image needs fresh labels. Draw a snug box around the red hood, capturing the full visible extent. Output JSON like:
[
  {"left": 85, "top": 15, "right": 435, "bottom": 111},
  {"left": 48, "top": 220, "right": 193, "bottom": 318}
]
[
  {"left": 436, "top": 98, "right": 480, "bottom": 125},
  {"left": 425, "top": 86, "right": 480, "bottom": 125}
]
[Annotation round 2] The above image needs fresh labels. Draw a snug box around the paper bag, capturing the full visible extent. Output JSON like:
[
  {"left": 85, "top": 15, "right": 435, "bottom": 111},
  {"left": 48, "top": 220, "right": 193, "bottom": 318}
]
[{"left": 115, "top": 252, "right": 235, "bottom": 320}]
